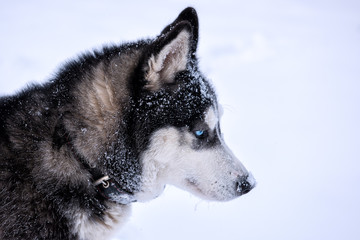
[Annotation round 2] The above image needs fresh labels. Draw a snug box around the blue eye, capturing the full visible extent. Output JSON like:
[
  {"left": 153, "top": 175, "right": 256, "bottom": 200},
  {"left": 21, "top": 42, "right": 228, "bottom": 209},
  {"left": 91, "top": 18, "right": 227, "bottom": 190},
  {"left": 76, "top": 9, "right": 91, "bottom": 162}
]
[
  {"left": 195, "top": 130, "right": 206, "bottom": 138},
  {"left": 195, "top": 130, "right": 204, "bottom": 136}
]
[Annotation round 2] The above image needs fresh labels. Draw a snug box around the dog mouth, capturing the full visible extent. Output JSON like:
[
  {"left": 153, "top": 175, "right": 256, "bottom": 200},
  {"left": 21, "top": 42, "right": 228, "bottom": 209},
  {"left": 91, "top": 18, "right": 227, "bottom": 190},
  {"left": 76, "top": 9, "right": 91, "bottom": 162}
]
[
  {"left": 185, "top": 176, "right": 253, "bottom": 201},
  {"left": 185, "top": 177, "right": 205, "bottom": 196},
  {"left": 186, "top": 177, "right": 198, "bottom": 186},
  {"left": 185, "top": 177, "right": 222, "bottom": 200}
]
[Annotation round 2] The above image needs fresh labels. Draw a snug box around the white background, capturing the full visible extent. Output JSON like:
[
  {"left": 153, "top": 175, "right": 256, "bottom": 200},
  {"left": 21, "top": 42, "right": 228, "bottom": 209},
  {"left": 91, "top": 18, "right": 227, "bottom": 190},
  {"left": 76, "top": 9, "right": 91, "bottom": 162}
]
[{"left": 1, "top": 1, "right": 359, "bottom": 239}]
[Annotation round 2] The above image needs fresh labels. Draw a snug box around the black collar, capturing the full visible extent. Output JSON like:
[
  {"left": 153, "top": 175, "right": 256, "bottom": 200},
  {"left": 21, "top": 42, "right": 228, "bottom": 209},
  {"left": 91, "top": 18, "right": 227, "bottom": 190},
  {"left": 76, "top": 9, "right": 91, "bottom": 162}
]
[
  {"left": 93, "top": 175, "right": 137, "bottom": 205},
  {"left": 62, "top": 132, "right": 136, "bottom": 204},
  {"left": 54, "top": 115, "right": 136, "bottom": 204}
]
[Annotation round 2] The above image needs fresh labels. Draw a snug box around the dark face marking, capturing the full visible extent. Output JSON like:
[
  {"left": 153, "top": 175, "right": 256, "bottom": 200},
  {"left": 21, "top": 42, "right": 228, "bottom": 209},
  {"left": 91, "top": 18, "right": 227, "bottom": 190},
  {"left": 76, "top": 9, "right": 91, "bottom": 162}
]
[
  {"left": 190, "top": 120, "right": 221, "bottom": 150},
  {"left": 130, "top": 68, "right": 216, "bottom": 153}
]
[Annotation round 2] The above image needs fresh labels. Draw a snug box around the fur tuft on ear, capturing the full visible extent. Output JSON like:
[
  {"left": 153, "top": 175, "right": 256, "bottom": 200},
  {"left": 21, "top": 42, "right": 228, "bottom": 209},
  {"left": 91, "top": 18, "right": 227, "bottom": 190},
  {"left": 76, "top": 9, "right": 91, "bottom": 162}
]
[{"left": 144, "top": 22, "right": 192, "bottom": 91}]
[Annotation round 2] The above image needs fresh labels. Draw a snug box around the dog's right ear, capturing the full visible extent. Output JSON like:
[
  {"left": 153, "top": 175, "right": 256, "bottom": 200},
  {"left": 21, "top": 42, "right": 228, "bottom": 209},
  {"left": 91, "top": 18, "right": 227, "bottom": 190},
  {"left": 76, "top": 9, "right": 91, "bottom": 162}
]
[{"left": 143, "top": 7, "right": 199, "bottom": 91}]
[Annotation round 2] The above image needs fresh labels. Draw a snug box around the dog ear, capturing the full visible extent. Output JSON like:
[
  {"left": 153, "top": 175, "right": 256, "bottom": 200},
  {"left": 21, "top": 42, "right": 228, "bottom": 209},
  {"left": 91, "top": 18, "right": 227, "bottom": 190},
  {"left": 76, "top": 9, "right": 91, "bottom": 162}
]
[
  {"left": 160, "top": 7, "right": 199, "bottom": 54},
  {"left": 143, "top": 8, "right": 199, "bottom": 91}
]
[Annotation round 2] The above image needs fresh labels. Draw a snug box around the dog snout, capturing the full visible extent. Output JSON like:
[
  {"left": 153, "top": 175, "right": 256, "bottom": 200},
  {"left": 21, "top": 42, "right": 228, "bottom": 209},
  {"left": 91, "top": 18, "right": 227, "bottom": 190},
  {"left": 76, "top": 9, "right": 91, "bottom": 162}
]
[{"left": 236, "top": 173, "right": 256, "bottom": 195}]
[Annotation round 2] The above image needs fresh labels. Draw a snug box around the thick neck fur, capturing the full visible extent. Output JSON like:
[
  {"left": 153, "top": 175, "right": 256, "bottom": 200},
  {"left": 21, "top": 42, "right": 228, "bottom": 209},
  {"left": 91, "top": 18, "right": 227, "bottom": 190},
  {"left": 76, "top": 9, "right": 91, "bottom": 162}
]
[{"left": 0, "top": 43, "right": 146, "bottom": 239}]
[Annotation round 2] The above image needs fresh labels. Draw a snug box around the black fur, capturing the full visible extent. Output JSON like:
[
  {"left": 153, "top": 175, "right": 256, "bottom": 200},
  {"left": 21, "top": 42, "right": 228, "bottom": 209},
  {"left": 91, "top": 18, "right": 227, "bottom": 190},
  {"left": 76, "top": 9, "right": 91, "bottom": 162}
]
[{"left": 0, "top": 7, "right": 217, "bottom": 239}]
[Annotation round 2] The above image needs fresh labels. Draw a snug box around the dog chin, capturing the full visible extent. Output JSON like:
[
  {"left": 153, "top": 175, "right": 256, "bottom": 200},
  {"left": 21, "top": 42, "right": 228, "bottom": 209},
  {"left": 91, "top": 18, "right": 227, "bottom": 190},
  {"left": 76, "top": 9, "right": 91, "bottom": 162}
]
[
  {"left": 135, "top": 184, "right": 167, "bottom": 202},
  {"left": 183, "top": 178, "right": 238, "bottom": 202}
]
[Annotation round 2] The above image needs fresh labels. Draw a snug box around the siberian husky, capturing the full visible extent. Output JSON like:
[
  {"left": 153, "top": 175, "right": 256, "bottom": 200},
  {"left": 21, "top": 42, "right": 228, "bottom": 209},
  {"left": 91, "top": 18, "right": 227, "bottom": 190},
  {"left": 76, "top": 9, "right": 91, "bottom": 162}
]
[{"left": 0, "top": 7, "right": 255, "bottom": 240}]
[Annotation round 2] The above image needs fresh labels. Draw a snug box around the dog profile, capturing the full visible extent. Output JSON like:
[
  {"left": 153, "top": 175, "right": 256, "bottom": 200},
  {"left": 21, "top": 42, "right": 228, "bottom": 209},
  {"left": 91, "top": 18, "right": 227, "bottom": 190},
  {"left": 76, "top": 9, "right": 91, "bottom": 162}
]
[{"left": 0, "top": 7, "right": 255, "bottom": 240}]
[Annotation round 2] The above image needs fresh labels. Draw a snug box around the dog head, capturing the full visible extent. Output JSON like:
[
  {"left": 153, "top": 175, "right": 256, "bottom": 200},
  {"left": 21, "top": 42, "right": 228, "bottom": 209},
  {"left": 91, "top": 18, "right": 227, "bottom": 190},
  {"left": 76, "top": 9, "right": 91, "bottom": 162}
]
[{"left": 132, "top": 8, "right": 256, "bottom": 202}]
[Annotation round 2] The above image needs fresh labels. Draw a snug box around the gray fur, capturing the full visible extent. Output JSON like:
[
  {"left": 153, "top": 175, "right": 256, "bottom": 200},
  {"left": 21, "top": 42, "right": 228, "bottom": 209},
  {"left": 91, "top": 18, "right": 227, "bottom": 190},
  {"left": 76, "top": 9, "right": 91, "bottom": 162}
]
[{"left": 0, "top": 7, "right": 255, "bottom": 240}]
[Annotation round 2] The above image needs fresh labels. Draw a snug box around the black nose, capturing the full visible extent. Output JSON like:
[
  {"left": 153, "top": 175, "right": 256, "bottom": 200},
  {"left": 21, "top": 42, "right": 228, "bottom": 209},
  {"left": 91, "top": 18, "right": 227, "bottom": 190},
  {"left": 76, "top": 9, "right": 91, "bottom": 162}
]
[{"left": 236, "top": 176, "right": 253, "bottom": 195}]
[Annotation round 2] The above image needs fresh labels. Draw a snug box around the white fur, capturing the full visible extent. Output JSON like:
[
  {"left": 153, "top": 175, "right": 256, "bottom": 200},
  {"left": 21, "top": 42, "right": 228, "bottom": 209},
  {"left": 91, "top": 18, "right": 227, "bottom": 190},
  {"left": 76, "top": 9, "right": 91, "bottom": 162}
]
[
  {"left": 204, "top": 107, "right": 218, "bottom": 131},
  {"left": 72, "top": 204, "right": 131, "bottom": 240},
  {"left": 135, "top": 106, "right": 252, "bottom": 202},
  {"left": 135, "top": 128, "right": 180, "bottom": 201}
]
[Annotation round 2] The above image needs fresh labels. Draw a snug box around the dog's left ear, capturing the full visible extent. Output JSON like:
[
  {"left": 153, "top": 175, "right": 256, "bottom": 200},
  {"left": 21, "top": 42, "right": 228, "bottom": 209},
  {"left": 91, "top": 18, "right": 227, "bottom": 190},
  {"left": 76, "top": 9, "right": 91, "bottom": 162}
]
[
  {"left": 160, "top": 7, "right": 199, "bottom": 54},
  {"left": 143, "top": 7, "right": 199, "bottom": 91}
]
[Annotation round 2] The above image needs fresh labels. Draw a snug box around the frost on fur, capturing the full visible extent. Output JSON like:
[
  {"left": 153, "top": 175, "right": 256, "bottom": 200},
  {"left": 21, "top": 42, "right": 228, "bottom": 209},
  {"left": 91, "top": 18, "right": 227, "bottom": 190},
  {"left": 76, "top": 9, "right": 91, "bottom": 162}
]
[{"left": 0, "top": 7, "right": 255, "bottom": 240}]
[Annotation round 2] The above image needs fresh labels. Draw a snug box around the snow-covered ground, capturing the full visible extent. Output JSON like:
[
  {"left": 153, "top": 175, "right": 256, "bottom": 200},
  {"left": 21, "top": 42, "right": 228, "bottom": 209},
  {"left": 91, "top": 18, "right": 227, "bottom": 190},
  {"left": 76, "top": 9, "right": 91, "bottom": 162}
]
[{"left": 1, "top": 0, "right": 360, "bottom": 239}]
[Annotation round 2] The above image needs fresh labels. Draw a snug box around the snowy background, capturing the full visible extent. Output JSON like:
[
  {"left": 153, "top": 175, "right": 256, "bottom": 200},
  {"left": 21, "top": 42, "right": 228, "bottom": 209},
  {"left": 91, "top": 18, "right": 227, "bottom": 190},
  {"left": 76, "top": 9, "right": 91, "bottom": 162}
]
[{"left": 1, "top": 0, "right": 360, "bottom": 239}]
